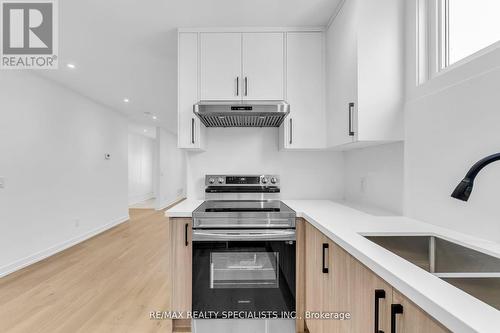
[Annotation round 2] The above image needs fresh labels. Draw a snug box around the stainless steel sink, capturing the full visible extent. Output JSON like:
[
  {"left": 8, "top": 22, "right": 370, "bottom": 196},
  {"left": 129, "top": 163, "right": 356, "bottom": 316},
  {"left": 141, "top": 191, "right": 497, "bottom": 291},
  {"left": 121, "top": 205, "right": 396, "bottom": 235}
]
[{"left": 364, "top": 235, "right": 500, "bottom": 310}]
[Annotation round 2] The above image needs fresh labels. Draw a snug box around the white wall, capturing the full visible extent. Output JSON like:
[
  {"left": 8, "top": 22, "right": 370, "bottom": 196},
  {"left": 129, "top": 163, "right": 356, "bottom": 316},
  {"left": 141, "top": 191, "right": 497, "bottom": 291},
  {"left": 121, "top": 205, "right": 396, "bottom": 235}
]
[
  {"left": 186, "top": 128, "right": 345, "bottom": 200},
  {"left": 128, "top": 132, "right": 154, "bottom": 205},
  {"left": 0, "top": 72, "right": 129, "bottom": 277},
  {"left": 403, "top": 2, "right": 500, "bottom": 242},
  {"left": 405, "top": 69, "right": 500, "bottom": 242},
  {"left": 343, "top": 143, "right": 404, "bottom": 214},
  {"left": 156, "top": 128, "right": 187, "bottom": 209}
]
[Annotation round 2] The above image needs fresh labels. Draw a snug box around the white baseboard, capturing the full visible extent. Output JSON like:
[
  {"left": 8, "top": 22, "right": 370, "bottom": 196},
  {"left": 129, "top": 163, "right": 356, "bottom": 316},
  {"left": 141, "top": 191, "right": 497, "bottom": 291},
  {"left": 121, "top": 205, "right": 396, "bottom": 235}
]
[
  {"left": 0, "top": 215, "right": 130, "bottom": 279},
  {"left": 155, "top": 197, "right": 185, "bottom": 211}
]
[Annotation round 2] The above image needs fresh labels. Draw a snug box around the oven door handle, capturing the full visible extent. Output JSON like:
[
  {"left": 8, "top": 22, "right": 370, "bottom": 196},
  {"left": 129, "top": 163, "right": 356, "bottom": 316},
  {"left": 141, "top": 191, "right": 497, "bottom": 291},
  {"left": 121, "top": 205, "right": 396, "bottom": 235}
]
[{"left": 192, "top": 230, "right": 296, "bottom": 241}]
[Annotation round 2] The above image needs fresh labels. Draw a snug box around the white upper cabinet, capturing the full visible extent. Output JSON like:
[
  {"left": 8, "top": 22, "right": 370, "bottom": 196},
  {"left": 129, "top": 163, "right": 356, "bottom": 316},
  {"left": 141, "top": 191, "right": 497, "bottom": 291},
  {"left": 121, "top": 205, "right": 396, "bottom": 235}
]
[
  {"left": 242, "top": 33, "right": 284, "bottom": 100},
  {"left": 178, "top": 14, "right": 403, "bottom": 151},
  {"left": 326, "top": 0, "right": 358, "bottom": 147},
  {"left": 199, "top": 32, "right": 284, "bottom": 101},
  {"left": 178, "top": 32, "right": 205, "bottom": 150},
  {"left": 280, "top": 32, "right": 326, "bottom": 150},
  {"left": 326, "top": 0, "right": 404, "bottom": 150},
  {"left": 200, "top": 33, "right": 242, "bottom": 100}
]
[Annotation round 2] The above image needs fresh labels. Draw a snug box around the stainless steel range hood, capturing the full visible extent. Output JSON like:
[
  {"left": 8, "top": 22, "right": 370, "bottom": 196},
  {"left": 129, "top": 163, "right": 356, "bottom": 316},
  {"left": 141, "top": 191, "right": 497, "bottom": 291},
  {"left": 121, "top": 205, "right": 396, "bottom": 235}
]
[{"left": 193, "top": 100, "right": 290, "bottom": 127}]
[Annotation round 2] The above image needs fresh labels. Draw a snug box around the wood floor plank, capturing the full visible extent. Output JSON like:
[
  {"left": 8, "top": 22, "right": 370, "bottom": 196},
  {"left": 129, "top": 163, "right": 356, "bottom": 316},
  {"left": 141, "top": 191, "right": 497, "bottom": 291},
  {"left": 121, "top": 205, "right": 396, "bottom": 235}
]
[{"left": 0, "top": 209, "right": 172, "bottom": 333}]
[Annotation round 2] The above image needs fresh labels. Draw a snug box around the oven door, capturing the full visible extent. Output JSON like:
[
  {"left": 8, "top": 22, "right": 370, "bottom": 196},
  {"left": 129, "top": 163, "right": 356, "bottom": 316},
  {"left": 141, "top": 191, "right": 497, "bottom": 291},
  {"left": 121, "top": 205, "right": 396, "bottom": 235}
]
[{"left": 192, "top": 230, "right": 296, "bottom": 317}]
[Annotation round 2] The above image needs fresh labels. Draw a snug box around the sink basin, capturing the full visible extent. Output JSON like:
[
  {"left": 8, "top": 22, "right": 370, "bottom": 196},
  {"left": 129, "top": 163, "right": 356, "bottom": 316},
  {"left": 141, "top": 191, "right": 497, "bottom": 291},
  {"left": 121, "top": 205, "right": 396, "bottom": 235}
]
[{"left": 364, "top": 235, "right": 500, "bottom": 310}]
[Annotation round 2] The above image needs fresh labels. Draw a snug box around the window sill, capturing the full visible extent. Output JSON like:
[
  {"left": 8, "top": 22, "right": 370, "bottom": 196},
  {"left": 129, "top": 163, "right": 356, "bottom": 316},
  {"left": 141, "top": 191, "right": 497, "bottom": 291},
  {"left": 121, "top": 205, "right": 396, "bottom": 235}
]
[
  {"left": 434, "top": 40, "right": 500, "bottom": 79},
  {"left": 409, "top": 44, "right": 500, "bottom": 102}
]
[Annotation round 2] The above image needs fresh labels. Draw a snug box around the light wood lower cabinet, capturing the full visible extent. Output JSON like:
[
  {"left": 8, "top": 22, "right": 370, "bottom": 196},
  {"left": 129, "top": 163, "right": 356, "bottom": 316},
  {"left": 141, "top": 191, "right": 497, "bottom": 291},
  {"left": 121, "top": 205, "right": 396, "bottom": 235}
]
[
  {"left": 351, "top": 259, "right": 392, "bottom": 333},
  {"left": 169, "top": 218, "right": 192, "bottom": 313},
  {"left": 392, "top": 290, "right": 449, "bottom": 333},
  {"left": 305, "top": 221, "right": 329, "bottom": 332},
  {"left": 303, "top": 221, "right": 450, "bottom": 333},
  {"left": 323, "top": 239, "right": 354, "bottom": 333}
]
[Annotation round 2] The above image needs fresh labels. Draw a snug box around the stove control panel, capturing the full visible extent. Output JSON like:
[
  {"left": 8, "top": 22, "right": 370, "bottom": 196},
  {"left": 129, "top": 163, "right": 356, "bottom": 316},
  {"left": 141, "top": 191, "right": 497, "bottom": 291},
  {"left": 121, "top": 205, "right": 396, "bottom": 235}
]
[{"left": 205, "top": 175, "right": 280, "bottom": 187}]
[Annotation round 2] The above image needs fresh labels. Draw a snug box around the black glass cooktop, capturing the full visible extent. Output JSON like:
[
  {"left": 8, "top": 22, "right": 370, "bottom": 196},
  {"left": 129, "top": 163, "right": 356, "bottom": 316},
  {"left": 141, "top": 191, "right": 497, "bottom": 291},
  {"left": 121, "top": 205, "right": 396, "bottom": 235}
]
[{"left": 193, "top": 200, "right": 294, "bottom": 214}]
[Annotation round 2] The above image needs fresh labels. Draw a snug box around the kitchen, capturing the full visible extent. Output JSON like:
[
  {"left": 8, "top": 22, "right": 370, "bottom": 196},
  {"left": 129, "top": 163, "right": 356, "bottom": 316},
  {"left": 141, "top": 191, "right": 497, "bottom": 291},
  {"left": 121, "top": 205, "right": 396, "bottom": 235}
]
[{"left": 1, "top": 0, "right": 500, "bottom": 333}]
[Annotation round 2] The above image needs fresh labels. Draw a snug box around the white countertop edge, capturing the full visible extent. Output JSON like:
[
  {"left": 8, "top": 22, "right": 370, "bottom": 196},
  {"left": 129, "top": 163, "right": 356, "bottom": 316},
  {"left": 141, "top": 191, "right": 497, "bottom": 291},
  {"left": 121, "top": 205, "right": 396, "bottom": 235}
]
[{"left": 164, "top": 199, "right": 203, "bottom": 217}]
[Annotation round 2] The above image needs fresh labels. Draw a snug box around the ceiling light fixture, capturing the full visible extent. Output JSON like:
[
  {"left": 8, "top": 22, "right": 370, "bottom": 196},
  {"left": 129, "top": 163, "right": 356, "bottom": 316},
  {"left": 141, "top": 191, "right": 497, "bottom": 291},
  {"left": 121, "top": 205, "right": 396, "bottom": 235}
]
[
  {"left": 152, "top": 115, "right": 158, "bottom": 120},
  {"left": 143, "top": 129, "right": 147, "bottom": 133},
  {"left": 67, "top": 63, "right": 76, "bottom": 69},
  {"left": 123, "top": 98, "right": 130, "bottom": 103}
]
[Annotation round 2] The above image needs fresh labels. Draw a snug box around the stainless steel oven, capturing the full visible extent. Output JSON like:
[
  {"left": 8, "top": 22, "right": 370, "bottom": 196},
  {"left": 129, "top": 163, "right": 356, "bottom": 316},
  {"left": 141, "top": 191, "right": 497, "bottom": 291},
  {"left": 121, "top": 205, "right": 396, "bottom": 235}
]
[
  {"left": 192, "top": 230, "right": 296, "bottom": 316},
  {"left": 192, "top": 175, "right": 296, "bottom": 319}
]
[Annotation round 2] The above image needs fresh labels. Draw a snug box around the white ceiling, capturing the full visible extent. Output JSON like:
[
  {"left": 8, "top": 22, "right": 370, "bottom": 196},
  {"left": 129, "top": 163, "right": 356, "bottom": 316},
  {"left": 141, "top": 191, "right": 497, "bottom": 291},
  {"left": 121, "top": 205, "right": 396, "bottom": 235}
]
[{"left": 39, "top": 0, "right": 341, "bottom": 133}]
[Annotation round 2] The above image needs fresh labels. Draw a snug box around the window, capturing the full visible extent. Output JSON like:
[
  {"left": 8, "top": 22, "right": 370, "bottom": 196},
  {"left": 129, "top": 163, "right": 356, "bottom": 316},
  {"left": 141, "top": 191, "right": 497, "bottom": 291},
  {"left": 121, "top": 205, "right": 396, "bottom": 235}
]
[
  {"left": 440, "top": 0, "right": 500, "bottom": 68},
  {"left": 210, "top": 252, "right": 279, "bottom": 289}
]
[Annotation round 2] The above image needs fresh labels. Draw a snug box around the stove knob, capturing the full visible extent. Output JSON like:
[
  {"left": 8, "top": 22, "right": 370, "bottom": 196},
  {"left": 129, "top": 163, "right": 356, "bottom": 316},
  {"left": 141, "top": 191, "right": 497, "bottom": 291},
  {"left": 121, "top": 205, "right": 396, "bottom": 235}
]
[
  {"left": 208, "top": 178, "right": 215, "bottom": 184},
  {"left": 271, "top": 177, "right": 277, "bottom": 184},
  {"left": 261, "top": 177, "right": 269, "bottom": 184},
  {"left": 217, "top": 177, "right": 224, "bottom": 184}
]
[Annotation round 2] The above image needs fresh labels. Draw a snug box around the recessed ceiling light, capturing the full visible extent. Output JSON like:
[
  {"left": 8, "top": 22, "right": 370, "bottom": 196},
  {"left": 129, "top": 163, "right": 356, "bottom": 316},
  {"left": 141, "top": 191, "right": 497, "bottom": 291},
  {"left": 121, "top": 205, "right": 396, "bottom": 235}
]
[
  {"left": 143, "top": 129, "right": 147, "bottom": 133},
  {"left": 152, "top": 115, "right": 157, "bottom": 120},
  {"left": 123, "top": 98, "right": 130, "bottom": 103},
  {"left": 67, "top": 63, "right": 76, "bottom": 69}
]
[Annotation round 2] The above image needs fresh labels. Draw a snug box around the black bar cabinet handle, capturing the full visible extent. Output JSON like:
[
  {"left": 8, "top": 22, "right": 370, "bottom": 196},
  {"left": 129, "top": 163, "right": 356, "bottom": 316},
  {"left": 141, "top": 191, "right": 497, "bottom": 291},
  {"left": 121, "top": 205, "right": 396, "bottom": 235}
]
[
  {"left": 375, "top": 289, "right": 386, "bottom": 333},
  {"left": 322, "top": 243, "right": 329, "bottom": 273},
  {"left": 348, "top": 102, "right": 355, "bottom": 136},
  {"left": 244, "top": 77, "right": 248, "bottom": 96},
  {"left": 289, "top": 118, "right": 293, "bottom": 145},
  {"left": 391, "top": 304, "right": 403, "bottom": 333},
  {"left": 191, "top": 118, "right": 195, "bottom": 144},
  {"left": 236, "top": 77, "right": 239, "bottom": 96},
  {"left": 184, "top": 223, "right": 189, "bottom": 246}
]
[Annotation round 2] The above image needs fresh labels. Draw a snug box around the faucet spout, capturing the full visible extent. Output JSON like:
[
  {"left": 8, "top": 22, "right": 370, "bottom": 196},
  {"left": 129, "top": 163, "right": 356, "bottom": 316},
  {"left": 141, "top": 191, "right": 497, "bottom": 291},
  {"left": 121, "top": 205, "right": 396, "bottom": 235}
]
[{"left": 451, "top": 153, "right": 500, "bottom": 202}]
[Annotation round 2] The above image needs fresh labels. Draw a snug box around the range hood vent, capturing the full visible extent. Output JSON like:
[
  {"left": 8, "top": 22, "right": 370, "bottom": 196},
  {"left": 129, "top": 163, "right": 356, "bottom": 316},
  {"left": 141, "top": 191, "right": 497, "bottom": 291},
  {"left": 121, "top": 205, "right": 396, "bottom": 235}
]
[{"left": 193, "top": 100, "right": 290, "bottom": 128}]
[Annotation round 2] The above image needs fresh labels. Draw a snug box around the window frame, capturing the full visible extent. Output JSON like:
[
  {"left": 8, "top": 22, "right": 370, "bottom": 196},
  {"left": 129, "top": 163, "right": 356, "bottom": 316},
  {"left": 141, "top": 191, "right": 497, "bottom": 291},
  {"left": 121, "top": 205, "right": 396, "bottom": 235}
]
[
  {"left": 428, "top": 0, "right": 449, "bottom": 75},
  {"left": 439, "top": 0, "right": 449, "bottom": 69},
  {"left": 420, "top": 0, "right": 500, "bottom": 84}
]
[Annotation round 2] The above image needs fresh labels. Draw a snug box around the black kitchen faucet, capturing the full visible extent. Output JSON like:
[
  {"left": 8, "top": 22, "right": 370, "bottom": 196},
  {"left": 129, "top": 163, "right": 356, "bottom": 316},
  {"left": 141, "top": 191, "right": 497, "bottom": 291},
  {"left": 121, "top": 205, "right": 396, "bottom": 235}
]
[{"left": 451, "top": 153, "right": 500, "bottom": 202}]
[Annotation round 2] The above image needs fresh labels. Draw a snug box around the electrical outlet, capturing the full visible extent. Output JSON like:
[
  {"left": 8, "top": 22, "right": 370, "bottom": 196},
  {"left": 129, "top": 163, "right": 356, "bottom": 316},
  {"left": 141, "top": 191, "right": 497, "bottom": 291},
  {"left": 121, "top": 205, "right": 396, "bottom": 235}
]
[{"left": 0, "top": 177, "right": 4, "bottom": 189}]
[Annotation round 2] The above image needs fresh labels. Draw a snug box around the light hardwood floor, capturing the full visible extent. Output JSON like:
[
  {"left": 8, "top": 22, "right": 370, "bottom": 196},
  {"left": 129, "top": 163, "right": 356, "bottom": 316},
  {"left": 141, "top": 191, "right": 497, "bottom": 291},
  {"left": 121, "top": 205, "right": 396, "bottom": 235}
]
[
  {"left": 129, "top": 198, "right": 157, "bottom": 209},
  {"left": 0, "top": 209, "right": 173, "bottom": 333}
]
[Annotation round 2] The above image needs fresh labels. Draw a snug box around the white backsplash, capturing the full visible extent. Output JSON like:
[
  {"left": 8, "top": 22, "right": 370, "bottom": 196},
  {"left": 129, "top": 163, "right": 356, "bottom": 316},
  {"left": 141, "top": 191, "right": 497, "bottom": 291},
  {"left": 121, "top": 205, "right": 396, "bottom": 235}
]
[{"left": 186, "top": 127, "right": 344, "bottom": 200}]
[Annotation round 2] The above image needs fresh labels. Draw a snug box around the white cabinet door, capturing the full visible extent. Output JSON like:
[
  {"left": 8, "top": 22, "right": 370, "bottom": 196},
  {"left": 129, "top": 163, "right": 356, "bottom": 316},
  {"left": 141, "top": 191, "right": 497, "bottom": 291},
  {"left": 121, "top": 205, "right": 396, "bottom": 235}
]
[
  {"left": 326, "top": 0, "right": 358, "bottom": 147},
  {"left": 200, "top": 33, "right": 242, "bottom": 100},
  {"left": 242, "top": 33, "right": 284, "bottom": 100},
  {"left": 178, "top": 32, "right": 204, "bottom": 149},
  {"left": 283, "top": 32, "right": 326, "bottom": 150},
  {"left": 325, "top": 0, "right": 403, "bottom": 150}
]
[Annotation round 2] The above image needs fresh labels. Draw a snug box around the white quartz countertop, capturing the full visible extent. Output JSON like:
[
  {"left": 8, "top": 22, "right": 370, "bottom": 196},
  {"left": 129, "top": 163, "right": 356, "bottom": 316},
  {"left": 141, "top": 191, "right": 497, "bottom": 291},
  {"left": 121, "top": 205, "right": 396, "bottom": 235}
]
[
  {"left": 165, "top": 199, "right": 204, "bottom": 217},
  {"left": 165, "top": 199, "right": 500, "bottom": 332}
]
